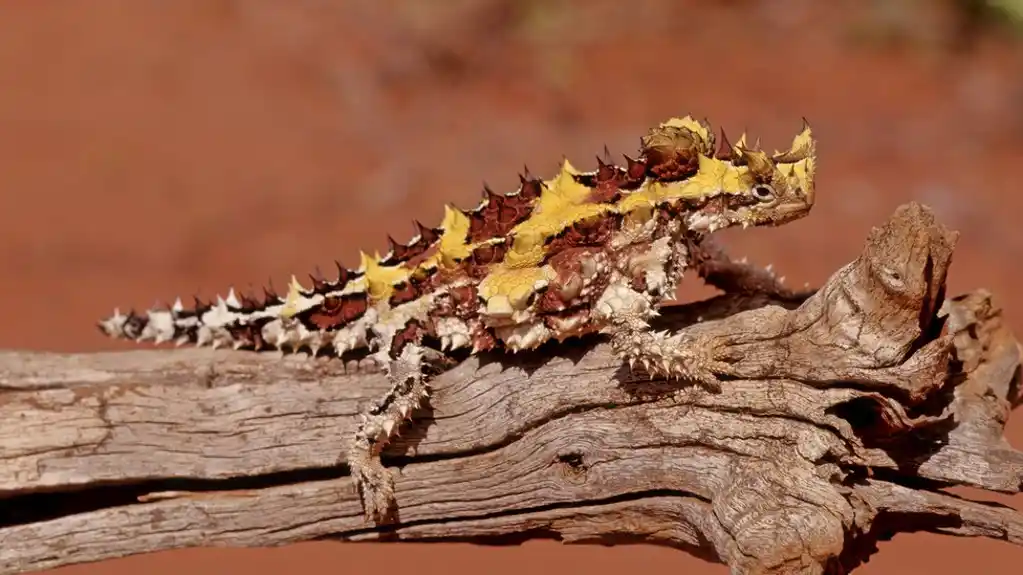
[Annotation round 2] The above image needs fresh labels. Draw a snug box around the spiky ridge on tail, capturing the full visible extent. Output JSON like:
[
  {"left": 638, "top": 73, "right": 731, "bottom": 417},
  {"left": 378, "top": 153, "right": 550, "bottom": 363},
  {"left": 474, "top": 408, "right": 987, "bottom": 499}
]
[
  {"left": 96, "top": 262, "right": 377, "bottom": 354},
  {"left": 98, "top": 286, "right": 283, "bottom": 350}
]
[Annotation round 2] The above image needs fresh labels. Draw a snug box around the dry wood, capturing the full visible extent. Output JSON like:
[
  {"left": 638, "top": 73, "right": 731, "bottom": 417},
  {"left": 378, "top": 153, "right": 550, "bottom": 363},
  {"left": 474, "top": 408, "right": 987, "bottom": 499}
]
[{"left": 0, "top": 201, "right": 1020, "bottom": 575}]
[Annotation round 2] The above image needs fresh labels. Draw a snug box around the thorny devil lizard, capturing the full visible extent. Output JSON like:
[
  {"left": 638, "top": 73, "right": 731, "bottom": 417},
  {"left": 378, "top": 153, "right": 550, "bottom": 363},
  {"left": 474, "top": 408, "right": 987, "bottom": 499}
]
[{"left": 97, "top": 115, "right": 817, "bottom": 524}]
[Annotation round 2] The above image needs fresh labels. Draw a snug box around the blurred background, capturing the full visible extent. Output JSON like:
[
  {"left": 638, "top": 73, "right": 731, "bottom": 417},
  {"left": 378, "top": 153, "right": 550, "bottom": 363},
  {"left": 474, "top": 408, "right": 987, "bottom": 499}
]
[{"left": 0, "top": 1, "right": 1020, "bottom": 573}]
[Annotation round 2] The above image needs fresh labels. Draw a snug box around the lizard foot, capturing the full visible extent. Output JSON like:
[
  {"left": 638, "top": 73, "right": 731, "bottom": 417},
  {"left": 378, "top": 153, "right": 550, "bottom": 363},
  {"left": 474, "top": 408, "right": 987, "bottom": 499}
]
[
  {"left": 345, "top": 344, "right": 430, "bottom": 524},
  {"left": 609, "top": 327, "right": 730, "bottom": 392},
  {"left": 593, "top": 281, "right": 732, "bottom": 392}
]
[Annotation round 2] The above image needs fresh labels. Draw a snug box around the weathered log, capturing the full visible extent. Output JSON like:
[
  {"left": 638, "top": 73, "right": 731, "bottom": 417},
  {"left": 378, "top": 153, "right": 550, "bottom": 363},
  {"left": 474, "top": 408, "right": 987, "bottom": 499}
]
[{"left": 0, "top": 202, "right": 1019, "bottom": 575}]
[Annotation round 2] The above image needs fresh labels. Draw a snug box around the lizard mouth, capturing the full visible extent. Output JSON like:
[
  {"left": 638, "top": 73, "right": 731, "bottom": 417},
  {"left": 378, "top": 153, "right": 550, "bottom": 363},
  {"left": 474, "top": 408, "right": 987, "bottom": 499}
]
[
  {"left": 768, "top": 188, "right": 815, "bottom": 225},
  {"left": 771, "top": 203, "right": 813, "bottom": 225}
]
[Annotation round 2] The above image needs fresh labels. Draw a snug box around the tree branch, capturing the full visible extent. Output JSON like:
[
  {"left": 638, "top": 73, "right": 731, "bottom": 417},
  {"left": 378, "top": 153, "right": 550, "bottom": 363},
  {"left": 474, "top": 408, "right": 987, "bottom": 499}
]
[{"left": 0, "top": 202, "right": 1020, "bottom": 575}]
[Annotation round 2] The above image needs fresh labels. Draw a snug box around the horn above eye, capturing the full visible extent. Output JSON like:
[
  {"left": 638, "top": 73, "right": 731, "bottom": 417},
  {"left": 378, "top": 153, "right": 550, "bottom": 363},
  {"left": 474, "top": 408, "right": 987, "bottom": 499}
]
[{"left": 740, "top": 148, "right": 774, "bottom": 178}]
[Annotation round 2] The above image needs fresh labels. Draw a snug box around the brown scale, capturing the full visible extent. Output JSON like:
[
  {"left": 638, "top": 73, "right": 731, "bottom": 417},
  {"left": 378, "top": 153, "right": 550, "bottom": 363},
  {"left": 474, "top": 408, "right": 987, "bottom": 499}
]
[
  {"left": 623, "top": 154, "right": 648, "bottom": 184},
  {"left": 261, "top": 283, "right": 283, "bottom": 306},
  {"left": 464, "top": 240, "right": 509, "bottom": 280},
  {"left": 542, "top": 213, "right": 619, "bottom": 258},
  {"left": 294, "top": 262, "right": 361, "bottom": 297},
  {"left": 172, "top": 322, "right": 199, "bottom": 344},
  {"left": 448, "top": 284, "right": 481, "bottom": 318},
  {"left": 466, "top": 172, "right": 544, "bottom": 243},
  {"left": 295, "top": 291, "right": 370, "bottom": 331},
  {"left": 423, "top": 282, "right": 478, "bottom": 330},
  {"left": 518, "top": 169, "right": 544, "bottom": 201},
  {"left": 572, "top": 147, "right": 644, "bottom": 203},
  {"left": 531, "top": 246, "right": 609, "bottom": 323},
  {"left": 236, "top": 291, "right": 263, "bottom": 313},
  {"left": 244, "top": 259, "right": 373, "bottom": 333},
  {"left": 711, "top": 127, "right": 779, "bottom": 187},
  {"left": 116, "top": 309, "right": 148, "bottom": 340},
  {"left": 388, "top": 279, "right": 420, "bottom": 307},
  {"left": 536, "top": 286, "right": 569, "bottom": 314},
  {"left": 378, "top": 221, "right": 442, "bottom": 266},
  {"left": 174, "top": 296, "right": 213, "bottom": 320},
  {"left": 411, "top": 263, "right": 465, "bottom": 308},
  {"left": 225, "top": 320, "right": 271, "bottom": 350},
  {"left": 401, "top": 263, "right": 439, "bottom": 290},
  {"left": 470, "top": 325, "right": 497, "bottom": 353},
  {"left": 389, "top": 319, "right": 427, "bottom": 359},
  {"left": 215, "top": 290, "right": 275, "bottom": 350},
  {"left": 649, "top": 203, "right": 694, "bottom": 234},
  {"left": 149, "top": 280, "right": 286, "bottom": 347},
  {"left": 630, "top": 272, "right": 650, "bottom": 294},
  {"left": 538, "top": 246, "right": 607, "bottom": 314},
  {"left": 388, "top": 266, "right": 443, "bottom": 307},
  {"left": 640, "top": 124, "right": 711, "bottom": 182},
  {"left": 658, "top": 197, "right": 698, "bottom": 219}
]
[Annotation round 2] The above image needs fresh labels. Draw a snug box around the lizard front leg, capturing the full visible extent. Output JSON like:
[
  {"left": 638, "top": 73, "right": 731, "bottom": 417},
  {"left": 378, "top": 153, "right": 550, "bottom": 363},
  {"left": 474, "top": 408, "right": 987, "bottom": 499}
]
[
  {"left": 346, "top": 342, "right": 435, "bottom": 524},
  {"left": 593, "top": 282, "right": 732, "bottom": 392}
]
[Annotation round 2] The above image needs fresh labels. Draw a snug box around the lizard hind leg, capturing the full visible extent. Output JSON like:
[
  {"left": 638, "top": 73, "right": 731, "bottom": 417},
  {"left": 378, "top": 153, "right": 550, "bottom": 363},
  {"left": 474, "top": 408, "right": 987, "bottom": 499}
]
[
  {"left": 594, "top": 281, "right": 730, "bottom": 392},
  {"left": 346, "top": 341, "right": 433, "bottom": 524}
]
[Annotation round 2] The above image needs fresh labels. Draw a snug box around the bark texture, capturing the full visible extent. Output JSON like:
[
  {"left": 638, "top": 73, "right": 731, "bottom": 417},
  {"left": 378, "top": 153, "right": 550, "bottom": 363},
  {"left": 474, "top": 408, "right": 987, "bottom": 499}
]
[{"left": 0, "top": 202, "right": 1020, "bottom": 575}]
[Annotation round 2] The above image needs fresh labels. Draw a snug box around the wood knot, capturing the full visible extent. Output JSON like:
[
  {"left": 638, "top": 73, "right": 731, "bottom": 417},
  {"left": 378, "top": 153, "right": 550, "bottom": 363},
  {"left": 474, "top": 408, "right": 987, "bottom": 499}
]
[{"left": 555, "top": 451, "right": 588, "bottom": 483}]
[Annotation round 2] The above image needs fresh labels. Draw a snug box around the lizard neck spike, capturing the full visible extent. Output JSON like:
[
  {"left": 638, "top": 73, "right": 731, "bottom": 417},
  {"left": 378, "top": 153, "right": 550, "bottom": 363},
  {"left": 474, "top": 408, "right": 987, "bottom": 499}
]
[
  {"left": 714, "top": 127, "right": 734, "bottom": 161},
  {"left": 482, "top": 182, "right": 499, "bottom": 200},
  {"left": 596, "top": 149, "right": 618, "bottom": 182},
  {"left": 413, "top": 220, "right": 440, "bottom": 244},
  {"left": 623, "top": 153, "right": 646, "bottom": 180}
]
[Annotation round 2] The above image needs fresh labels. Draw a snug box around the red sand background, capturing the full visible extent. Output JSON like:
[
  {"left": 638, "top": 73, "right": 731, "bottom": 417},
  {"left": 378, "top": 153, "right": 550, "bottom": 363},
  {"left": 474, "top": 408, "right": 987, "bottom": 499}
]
[{"left": 1, "top": 1, "right": 1021, "bottom": 573}]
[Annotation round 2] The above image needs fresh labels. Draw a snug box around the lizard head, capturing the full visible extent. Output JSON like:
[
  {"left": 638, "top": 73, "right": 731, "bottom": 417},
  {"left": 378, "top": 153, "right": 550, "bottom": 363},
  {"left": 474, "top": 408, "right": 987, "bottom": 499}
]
[
  {"left": 714, "top": 120, "right": 817, "bottom": 229},
  {"left": 633, "top": 117, "right": 816, "bottom": 234}
]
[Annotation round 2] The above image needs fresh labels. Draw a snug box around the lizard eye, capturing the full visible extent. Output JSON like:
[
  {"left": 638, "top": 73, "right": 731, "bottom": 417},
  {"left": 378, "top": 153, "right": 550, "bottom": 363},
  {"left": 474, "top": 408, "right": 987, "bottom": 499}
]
[{"left": 752, "top": 184, "right": 776, "bottom": 202}]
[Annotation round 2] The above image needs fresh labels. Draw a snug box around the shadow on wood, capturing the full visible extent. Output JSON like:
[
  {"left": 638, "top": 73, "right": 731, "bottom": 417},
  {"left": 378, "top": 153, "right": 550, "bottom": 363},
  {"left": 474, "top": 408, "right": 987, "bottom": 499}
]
[{"left": 0, "top": 202, "right": 1020, "bottom": 575}]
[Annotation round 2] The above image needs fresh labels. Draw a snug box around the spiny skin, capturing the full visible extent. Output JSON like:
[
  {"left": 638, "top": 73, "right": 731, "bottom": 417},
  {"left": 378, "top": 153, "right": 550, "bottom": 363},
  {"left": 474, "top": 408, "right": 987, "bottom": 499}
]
[{"left": 97, "top": 115, "right": 818, "bottom": 524}]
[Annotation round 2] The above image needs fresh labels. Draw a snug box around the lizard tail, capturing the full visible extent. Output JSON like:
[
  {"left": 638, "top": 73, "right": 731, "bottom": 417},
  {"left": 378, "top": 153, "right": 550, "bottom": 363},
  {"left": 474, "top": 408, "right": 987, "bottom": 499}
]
[
  {"left": 96, "top": 285, "right": 290, "bottom": 351},
  {"left": 97, "top": 217, "right": 448, "bottom": 354}
]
